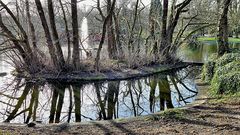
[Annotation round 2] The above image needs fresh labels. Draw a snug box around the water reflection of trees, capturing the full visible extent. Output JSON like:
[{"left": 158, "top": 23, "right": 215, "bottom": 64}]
[{"left": 0, "top": 69, "right": 198, "bottom": 123}]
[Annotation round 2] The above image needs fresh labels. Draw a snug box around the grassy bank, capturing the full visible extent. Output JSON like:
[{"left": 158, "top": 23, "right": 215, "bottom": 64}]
[{"left": 198, "top": 37, "right": 240, "bottom": 43}]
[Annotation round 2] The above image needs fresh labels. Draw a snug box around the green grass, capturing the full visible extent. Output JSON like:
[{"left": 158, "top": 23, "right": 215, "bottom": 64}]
[
  {"left": 208, "top": 91, "right": 240, "bottom": 104},
  {"left": 145, "top": 108, "right": 186, "bottom": 121},
  {"left": 198, "top": 37, "right": 240, "bottom": 43}
]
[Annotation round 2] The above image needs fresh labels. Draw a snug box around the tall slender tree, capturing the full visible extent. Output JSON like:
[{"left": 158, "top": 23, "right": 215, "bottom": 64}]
[
  {"left": 35, "top": 0, "right": 59, "bottom": 69},
  {"left": 71, "top": 0, "right": 80, "bottom": 69},
  {"left": 48, "top": 0, "right": 65, "bottom": 68}
]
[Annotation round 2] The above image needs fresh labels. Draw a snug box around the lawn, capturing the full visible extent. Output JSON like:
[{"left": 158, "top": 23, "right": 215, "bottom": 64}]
[{"left": 198, "top": 37, "right": 240, "bottom": 43}]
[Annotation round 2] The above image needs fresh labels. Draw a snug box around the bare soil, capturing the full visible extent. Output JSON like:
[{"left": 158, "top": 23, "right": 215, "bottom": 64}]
[{"left": 0, "top": 83, "right": 239, "bottom": 135}]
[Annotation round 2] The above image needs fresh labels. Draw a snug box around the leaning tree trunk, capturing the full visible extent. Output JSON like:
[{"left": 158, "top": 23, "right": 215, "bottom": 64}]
[
  {"left": 59, "top": 0, "right": 71, "bottom": 63},
  {"left": 48, "top": 0, "right": 65, "bottom": 69},
  {"left": 71, "top": 0, "right": 80, "bottom": 69},
  {"left": 35, "top": 0, "right": 59, "bottom": 69},
  {"left": 95, "top": 0, "right": 116, "bottom": 71},
  {"left": 26, "top": 0, "right": 37, "bottom": 49},
  {"left": 160, "top": 0, "right": 192, "bottom": 61},
  {"left": 0, "top": 0, "right": 40, "bottom": 73},
  {"left": 218, "top": 0, "right": 231, "bottom": 56}
]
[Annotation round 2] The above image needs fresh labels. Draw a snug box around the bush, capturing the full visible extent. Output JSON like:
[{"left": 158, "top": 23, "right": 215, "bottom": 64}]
[
  {"left": 201, "top": 54, "right": 218, "bottom": 82},
  {"left": 211, "top": 71, "right": 240, "bottom": 94},
  {"left": 204, "top": 53, "right": 240, "bottom": 95},
  {"left": 214, "top": 61, "right": 240, "bottom": 77},
  {"left": 215, "top": 53, "right": 240, "bottom": 68}
]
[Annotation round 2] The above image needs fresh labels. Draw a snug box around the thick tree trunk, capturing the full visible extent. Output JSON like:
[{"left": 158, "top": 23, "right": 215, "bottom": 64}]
[
  {"left": 113, "top": 13, "right": 124, "bottom": 59},
  {"left": 160, "top": 0, "right": 192, "bottom": 61},
  {"left": 95, "top": 83, "right": 106, "bottom": 120},
  {"left": 59, "top": 0, "right": 71, "bottom": 63},
  {"left": 107, "top": 0, "right": 118, "bottom": 59},
  {"left": 48, "top": 0, "right": 65, "bottom": 69},
  {"left": 35, "top": 0, "right": 59, "bottom": 69},
  {"left": 218, "top": 0, "right": 231, "bottom": 56},
  {"left": 49, "top": 88, "right": 59, "bottom": 123},
  {"left": 149, "top": 0, "right": 162, "bottom": 59},
  {"left": 159, "top": 0, "right": 169, "bottom": 58},
  {"left": 95, "top": 0, "right": 116, "bottom": 71},
  {"left": 71, "top": 0, "right": 80, "bottom": 69},
  {"left": 26, "top": 0, "right": 37, "bottom": 49},
  {"left": 128, "top": 0, "right": 140, "bottom": 55}
]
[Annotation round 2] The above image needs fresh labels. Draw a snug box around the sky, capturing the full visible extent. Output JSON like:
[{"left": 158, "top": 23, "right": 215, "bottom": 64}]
[{"left": 1, "top": 0, "right": 151, "bottom": 8}]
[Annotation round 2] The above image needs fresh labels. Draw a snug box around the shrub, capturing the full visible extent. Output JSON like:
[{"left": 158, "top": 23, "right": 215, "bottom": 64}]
[
  {"left": 215, "top": 53, "right": 240, "bottom": 68},
  {"left": 211, "top": 71, "right": 240, "bottom": 94},
  {"left": 211, "top": 61, "right": 240, "bottom": 94},
  {"left": 201, "top": 54, "right": 218, "bottom": 82}
]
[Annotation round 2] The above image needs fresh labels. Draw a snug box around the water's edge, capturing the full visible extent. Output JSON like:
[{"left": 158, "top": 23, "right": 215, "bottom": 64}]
[
  {"left": 0, "top": 79, "right": 208, "bottom": 128},
  {"left": 15, "top": 62, "right": 203, "bottom": 83}
]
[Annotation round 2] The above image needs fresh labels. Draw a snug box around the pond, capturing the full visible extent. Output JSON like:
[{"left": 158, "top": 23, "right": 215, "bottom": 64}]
[
  {"left": 0, "top": 40, "right": 239, "bottom": 124},
  {"left": 0, "top": 64, "right": 199, "bottom": 123},
  {"left": 178, "top": 40, "right": 240, "bottom": 63}
]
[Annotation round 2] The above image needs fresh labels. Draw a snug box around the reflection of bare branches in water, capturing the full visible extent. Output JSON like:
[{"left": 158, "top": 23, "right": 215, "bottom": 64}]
[
  {"left": 4, "top": 82, "right": 34, "bottom": 122},
  {"left": 0, "top": 67, "right": 200, "bottom": 123},
  {"left": 164, "top": 66, "right": 199, "bottom": 106}
]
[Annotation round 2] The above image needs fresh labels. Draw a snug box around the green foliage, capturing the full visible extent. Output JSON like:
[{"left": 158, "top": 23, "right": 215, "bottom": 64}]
[
  {"left": 211, "top": 71, "right": 240, "bottom": 94},
  {"left": 198, "top": 37, "right": 240, "bottom": 43},
  {"left": 203, "top": 53, "right": 240, "bottom": 95},
  {"left": 211, "top": 60, "right": 240, "bottom": 94},
  {"left": 146, "top": 109, "right": 186, "bottom": 121},
  {"left": 208, "top": 91, "right": 240, "bottom": 104},
  {"left": 215, "top": 53, "right": 240, "bottom": 68},
  {"left": 201, "top": 54, "right": 218, "bottom": 82},
  {"left": 214, "top": 61, "right": 240, "bottom": 77}
]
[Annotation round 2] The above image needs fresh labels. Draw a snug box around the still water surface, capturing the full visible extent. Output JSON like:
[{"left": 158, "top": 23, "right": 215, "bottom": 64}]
[{"left": 0, "top": 41, "right": 239, "bottom": 124}]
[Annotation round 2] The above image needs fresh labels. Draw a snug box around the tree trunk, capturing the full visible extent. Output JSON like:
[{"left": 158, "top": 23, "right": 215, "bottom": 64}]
[
  {"left": 113, "top": 13, "right": 124, "bottom": 59},
  {"left": 95, "top": 83, "right": 106, "bottom": 120},
  {"left": 26, "top": 0, "right": 37, "bottom": 49},
  {"left": 95, "top": 0, "right": 116, "bottom": 71},
  {"left": 71, "top": 0, "right": 80, "bottom": 69},
  {"left": 35, "top": 0, "right": 59, "bottom": 69},
  {"left": 149, "top": 0, "right": 162, "bottom": 59},
  {"left": 218, "top": 0, "right": 231, "bottom": 56},
  {"left": 160, "top": 0, "right": 192, "bottom": 60},
  {"left": 59, "top": 0, "right": 71, "bottom": 63},
  {"left": 107, "top": 0, "right": 118, "bottom": 59},
  {"left": 159, "top": 0, "right": 169, "bottom": 58},
  {"left": 55, "top": 85, "right": 66, "bottom": 123},
  {"left": 48, "top": 0, "right": 65, "bottom": 69}
]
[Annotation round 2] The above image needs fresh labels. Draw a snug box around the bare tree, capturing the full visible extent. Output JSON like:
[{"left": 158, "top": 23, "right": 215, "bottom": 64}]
[
  {"left": 35, "top": 0, "right": 60, "bottom": 69},
  {"left": 95, "top": 0, "right": 116, "bottom": 71},
  {"left": 48, "top": 0, "right": 66, "bottom": 68},
  {"left": 59, "top": 0, "right": 71, "bottom": 63},
  {"left": 160, "top": 0, "right": 192, "bottom": 61}
]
